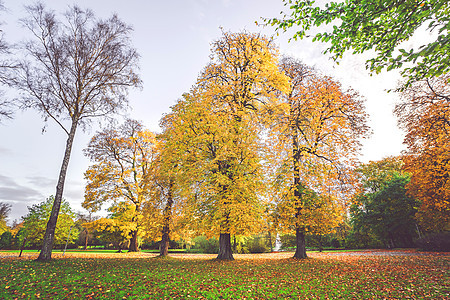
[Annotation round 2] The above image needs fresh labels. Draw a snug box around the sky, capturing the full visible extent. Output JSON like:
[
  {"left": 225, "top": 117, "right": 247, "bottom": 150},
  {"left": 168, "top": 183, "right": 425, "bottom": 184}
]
[{"left": 0, "top": 0, "right": 407, "bottom": 223}]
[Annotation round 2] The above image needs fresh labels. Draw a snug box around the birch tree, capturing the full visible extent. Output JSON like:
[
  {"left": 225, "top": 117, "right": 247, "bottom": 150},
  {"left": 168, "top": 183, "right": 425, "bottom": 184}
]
[{"left": 15, "top": 4, "right": 141, "bottom": 260}]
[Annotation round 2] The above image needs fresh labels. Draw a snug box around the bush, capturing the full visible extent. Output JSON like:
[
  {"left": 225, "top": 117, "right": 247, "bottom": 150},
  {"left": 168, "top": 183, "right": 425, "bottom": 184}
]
[
  {"left": 141, "top": 239, "right": 183, "bottom": 250},
  {"left": 415, "top": 232, "right": 450, "bottom": 252},
  {"left": 331, "top": 238, "right": 341, "bottom": 248},
  {"left": 191, "top": 236, "right": 219, "bottom": 254},
  {"left": 280, "top": 234, "right": 296, "bottom": 250},
  {"left": 0, "top": 231, "right": 12, "bottom": 249},
  {"left": 246, "top": 236, "right": 269, "bottom": 253}
]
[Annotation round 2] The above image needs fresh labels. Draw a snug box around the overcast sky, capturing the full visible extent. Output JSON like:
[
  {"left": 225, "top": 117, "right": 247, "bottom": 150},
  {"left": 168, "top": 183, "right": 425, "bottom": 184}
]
[{"left": 0, "top": 0, "right": 407, "bottom": 223}]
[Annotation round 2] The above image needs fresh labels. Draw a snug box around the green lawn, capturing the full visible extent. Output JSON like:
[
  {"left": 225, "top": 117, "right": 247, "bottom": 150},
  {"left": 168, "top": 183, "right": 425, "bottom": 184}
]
[
  {"left": 0, "top": 248, "right": 187, "bottom": 254},
  {"left": 0, "top": 252, "right": 448, "bottom": 299}
]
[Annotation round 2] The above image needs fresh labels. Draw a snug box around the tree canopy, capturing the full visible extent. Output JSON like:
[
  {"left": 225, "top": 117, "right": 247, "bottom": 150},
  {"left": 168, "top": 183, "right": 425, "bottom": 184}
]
[
  {"left": 266, "top": 0, "right": 450, "bottom": 85},
  {"left": 351, "top": 158, "right": 419, "bottom": 248},
  {"left": 395, "top": 75, "right": 450, "bottom": 232},
  {"left": 21, "top": 196, "right": 78, "bottom": 248},
  {"left": 161, "top": 31, "right": 290, "bottom": 260},
  {"left": 266, "top": 57, "right": 369, "bottom": 258},
  {"left": 84, "top": 119, "right": 157, "bottom": 251}
]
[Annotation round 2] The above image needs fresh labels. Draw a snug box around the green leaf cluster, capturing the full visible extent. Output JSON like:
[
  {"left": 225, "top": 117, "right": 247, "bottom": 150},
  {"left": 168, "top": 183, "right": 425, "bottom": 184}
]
[
  {"left": 267, "top": 0, "right": 450, "bottom": 85},
  {"left": 21, "top": 196, "right": 78, "bottom": 248}
]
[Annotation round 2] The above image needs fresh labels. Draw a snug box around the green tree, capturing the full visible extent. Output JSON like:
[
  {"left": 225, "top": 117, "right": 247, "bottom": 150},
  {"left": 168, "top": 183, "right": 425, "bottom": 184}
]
[
  {"left": 266, "top": 0, "right": 450, "bottom": 85},
  {"left": 0, "top": 231, "right": 12, "bottom": 249},
  {"left": 351, "top": 158, "right": 420, "bottom": 248},
  {"left": 21, "top": 196, "right": 78, "bottom": 249}
]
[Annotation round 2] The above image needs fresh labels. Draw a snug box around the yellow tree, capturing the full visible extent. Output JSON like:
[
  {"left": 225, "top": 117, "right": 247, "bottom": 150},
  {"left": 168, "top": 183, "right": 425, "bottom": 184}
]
[
  {"left": 266, "top": 57, "right": 370, "bottom": 258},
  {"left": 143, "top": 137, "right": 182, "bottom": 257},
  {"left": 395, "top": 74, "right": 450, "bottom": 232},
  {"left": 83, "top": 204, "right": 136, "bottom": 252},
  {"left": 83, "top": 119, "right": 158, "bottom": 251},
  {"left": 161, "top": 31, "right": 290, "bottom": 260}
]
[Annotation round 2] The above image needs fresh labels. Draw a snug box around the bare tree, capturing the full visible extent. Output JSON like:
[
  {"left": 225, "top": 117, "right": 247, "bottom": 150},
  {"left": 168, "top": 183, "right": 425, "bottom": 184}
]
[
  {"left": 14, "top": 3, "right": 142, "bottom": 260},
  {"left": 0, "top": 1, "right": 17, "bottom": 121}
]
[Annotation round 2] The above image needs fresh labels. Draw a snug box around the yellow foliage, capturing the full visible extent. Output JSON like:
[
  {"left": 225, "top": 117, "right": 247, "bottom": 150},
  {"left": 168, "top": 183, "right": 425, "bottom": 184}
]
[
  {"left": 266, "top": 57, "right": 369, "bottom": 236},
  {"left": 160, "top": 31, "right": 289, "bottom": 238}
]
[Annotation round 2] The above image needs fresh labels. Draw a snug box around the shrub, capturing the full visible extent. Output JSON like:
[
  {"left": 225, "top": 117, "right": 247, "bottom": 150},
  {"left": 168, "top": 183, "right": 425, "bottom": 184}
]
[
  {"left": 0, "top": 231, "right": 12, "bottom": 249},
  {"left": 415, "top": 232, "right": 450, "bottom": 252},
  {"left": 246, "top": 236, "right": 269, "bottom": 253},
  {"left": 191, "top": 236, "right": 219, "bottom": 254},
  {"left": 280, "top": 234, "right": 296, "bottom": 250}
]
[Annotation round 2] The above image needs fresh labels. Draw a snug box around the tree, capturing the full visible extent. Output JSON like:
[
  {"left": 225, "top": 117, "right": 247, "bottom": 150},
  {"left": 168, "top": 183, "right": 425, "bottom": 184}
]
[
  {"left": 21, "top": 196, "right": 78, "bottom": 249},
  {"left": 83, "top": 119, "right": 157, "bottom": 252},
  {"left": 84, "top": 204, "right": 136, "bottom": 252},
  {"left": 162, "top": 31, "right": 290, "bottom": 260},
  {"left": 350, "top": 158, "right": 420, "bottom": 248},
  {"left": 75, "top": 212, "right": 98, "bottom": 250},
  {"left": 0, "top": 0, "right": 17, "bottom": 121},
  {"left": 266, "top": 57, "right": 369, "bottom": 258},
  {"left": 14, "top": 3, "right": 141, "bottom": 260},
  {"left": 266, "top": 0, "right": 450, "bottom": 85},
  {"left": 150, "top": 143, "right": 179, "bottom": 257},
  {"left": 0, "top": 202, "right": 11, "bottom": 235},
  {"left": 395, "top": 75, "right": 450, "bottom": 232},
  {"left": 0, "top": 231, "right": 12, "bottom": 249}
]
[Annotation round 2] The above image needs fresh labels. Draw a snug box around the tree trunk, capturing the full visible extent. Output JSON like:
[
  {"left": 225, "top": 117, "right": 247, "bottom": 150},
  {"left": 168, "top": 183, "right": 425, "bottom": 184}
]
[
  {"left": 129, "top": 229, "right": 139, "bottom": 252},
  {"left": 291, "top": 109, "right": 307, "bottom": 259},
  {"left": 84, "top": 229, "right": 88, "bottom": 250},
  {"left": 293, "top": 226, "right": 307, "bottom": 259},
  {"left": 37, "top": 120, "right": 78, "bottom": 261},
  {"left": 217, "top": 233, "right": 234, "bottom": 260},
  {"left": 159, "top": 225, "right": 170, "bottom": 257},
  {"left": 159, "top": 178, "right": 174, "bottom": 257},
  {"left": 19, "top": 237, "right": 27, "bottom": 258},
  {"left": 268, "top": 230, "right": 273, "bottom": 252}
]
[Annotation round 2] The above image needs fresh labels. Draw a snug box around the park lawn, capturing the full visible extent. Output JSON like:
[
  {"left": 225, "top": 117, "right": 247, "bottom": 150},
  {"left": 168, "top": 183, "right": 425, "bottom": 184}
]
[
  {"left": 0, "top": 252, "right": 448, "bottom": 299},
  {"left": 0, "top": 249, "right": 187, "bottom": 255}
]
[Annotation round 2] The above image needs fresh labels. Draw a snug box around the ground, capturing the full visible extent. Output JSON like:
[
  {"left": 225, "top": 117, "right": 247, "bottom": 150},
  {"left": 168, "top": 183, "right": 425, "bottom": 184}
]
[{"left": 0, "top": 250, "right": 448, "bottom": 299}]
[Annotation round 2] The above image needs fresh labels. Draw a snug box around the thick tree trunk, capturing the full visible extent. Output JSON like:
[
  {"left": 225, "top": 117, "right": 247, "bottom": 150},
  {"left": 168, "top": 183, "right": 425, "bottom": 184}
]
[
  {"left": 217, "top": 233, "right": 234, "bottom": 260},
  {"left": 159, "top": 225, "right": 170, "bottom": 256},
  {"left": 159, "top": 179, "right": 174, "bottom": 257},
  {"left": 293, "top": 227, "right": 307, "bottom": 259},
  {"left": 129, "top": 230, "right": 139, "bottom": 252},
  {"left": 37, "top": 120, "right": 77, "bottom": 261}
]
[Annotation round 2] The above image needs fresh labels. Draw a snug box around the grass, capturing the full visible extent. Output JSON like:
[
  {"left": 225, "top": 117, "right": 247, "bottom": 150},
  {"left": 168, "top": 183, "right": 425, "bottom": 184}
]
[
  {"left": 0, "top": 251, "right": 448, "bottom": 299},
  {"left": 0, "top": 248, "right": 187, "bottom": 254}
]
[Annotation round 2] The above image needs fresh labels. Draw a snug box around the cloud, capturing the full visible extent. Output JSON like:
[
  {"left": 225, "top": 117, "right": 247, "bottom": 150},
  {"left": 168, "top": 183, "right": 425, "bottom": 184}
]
[
  {"left": 0, "top": 174, "right": 44, "bottom": 203},
  {"left": 0, "top": 146, "right": 13, "bottom": 156},
  {"left": 0, "top": 174, "right": 47, "bottom": 221},
  {"left": 26, "top": 175, "right": 55, "bottom": 188}
]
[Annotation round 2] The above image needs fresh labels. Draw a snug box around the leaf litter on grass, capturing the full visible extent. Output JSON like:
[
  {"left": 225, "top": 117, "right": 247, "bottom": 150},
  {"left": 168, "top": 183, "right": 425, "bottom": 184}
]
[{"left": 0, "top": 250, "right": 448, "bottom": 299}]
